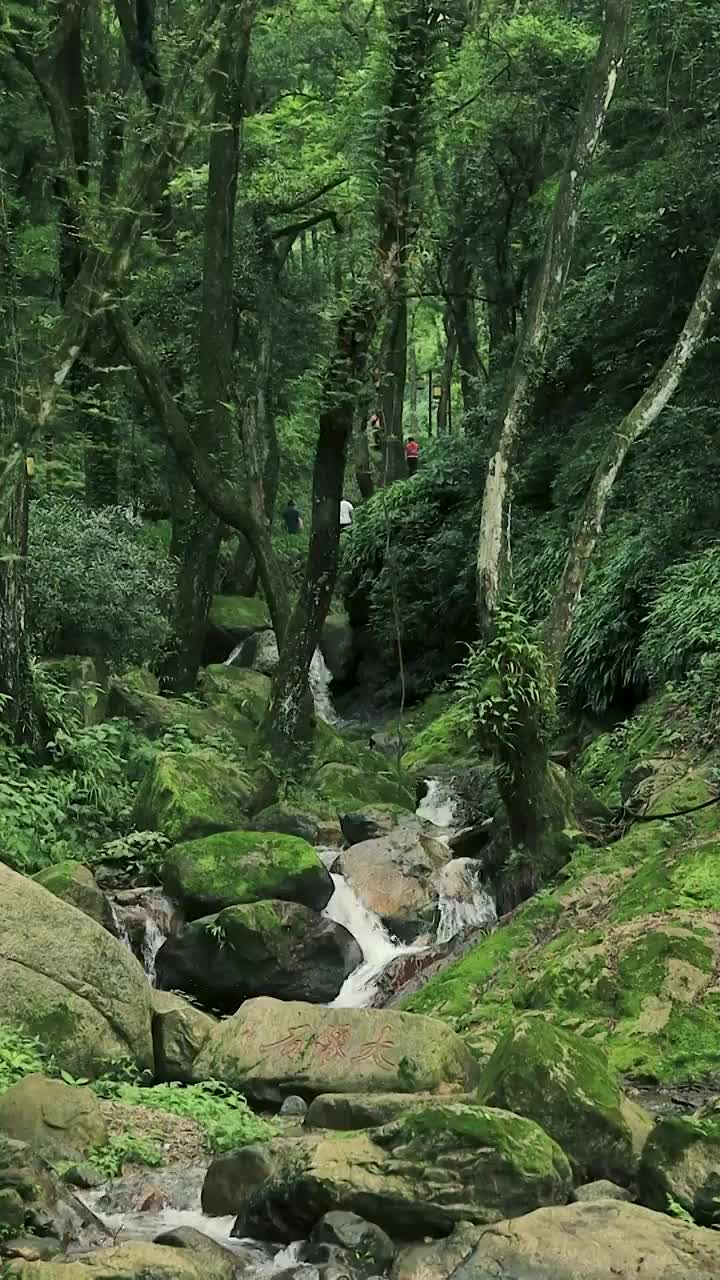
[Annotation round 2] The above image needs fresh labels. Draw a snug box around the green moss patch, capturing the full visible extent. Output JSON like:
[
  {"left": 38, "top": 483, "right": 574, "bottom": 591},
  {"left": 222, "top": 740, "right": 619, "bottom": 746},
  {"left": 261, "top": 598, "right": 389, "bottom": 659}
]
[{"left": 163, "top": 830, "right": 332, "bottom": 916}]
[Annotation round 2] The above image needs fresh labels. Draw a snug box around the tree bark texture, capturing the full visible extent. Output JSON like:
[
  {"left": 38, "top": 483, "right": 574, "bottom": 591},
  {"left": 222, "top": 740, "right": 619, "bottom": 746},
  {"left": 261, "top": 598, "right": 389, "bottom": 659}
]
[
  {"left": 476, "top": 0, "right": 632, "bottom": 637},
  {"left": 435, "top": 304, "right": 457, "bottom": 433},
  {"left": 166, "top": 0, "right": 254, "bottom": 690}
]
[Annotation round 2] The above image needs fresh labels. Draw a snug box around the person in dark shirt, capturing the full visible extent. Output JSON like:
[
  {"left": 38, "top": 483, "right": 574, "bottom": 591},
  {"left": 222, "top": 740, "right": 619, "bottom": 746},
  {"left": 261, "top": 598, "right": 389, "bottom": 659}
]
[{"left": 282, "top": 499, "right": 303, "bottom": 533}]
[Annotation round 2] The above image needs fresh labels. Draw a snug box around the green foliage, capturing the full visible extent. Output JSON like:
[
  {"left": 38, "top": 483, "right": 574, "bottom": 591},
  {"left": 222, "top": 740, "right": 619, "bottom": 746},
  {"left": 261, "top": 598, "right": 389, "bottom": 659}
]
[
  {"left": 0, "top": 1024, "right": 47, "bottom": 1094},
  {"left": 638, "top": 547, "right": 720, "bottom": 686},
  {"left": 28, "top": 498, "right": 176, "bottom": 671},
  {"left": 455, "top": 605, "right": 557, "bottom": 758},
  {"left": 90, "top": 1080, "right": 277, "bottom": 1153},
  {"left": 88, "top": 1132, "right": 164, "bottom": 1178}
]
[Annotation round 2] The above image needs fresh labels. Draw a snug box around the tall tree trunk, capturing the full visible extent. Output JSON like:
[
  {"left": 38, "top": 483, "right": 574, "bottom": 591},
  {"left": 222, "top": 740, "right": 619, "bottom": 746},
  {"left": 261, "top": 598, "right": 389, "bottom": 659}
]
[
  {"left": 474, "top": 0, "right": 632, "bottom": 864},
  {"left": 448, "top": 251, "right": 484, "bottom": 424},
  {"left": 407, "top": 333, "right": 419, "bottom": 425},
  {"left": 545, "top": 229, "right": 720, "bottom": 670},
  {"left": 82, "top": 319, "right": 119, "bottom": 507},
  {"left": 165, "top": 0, "right": 252, "bottom": 690},
  {"left": 436, "top": 305, "right": 457, "bottom": 433},
  {"left": 264, "top": 300, "right": 375, "bottom": 752},
  {"left": 0, "top": 456, "right": 33, "bottom": 743},
  {"left": 380, "top": 296, "right": 408, "bottom": 481},
  {"left": 477, "top": 0, "right": 631, "bottom": 636}
]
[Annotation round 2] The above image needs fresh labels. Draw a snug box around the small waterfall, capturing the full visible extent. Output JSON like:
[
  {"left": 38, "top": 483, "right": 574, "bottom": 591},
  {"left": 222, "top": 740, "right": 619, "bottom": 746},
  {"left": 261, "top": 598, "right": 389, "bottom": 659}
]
[
  {"left": 417, "top": 778, "right": 457, "bottom": 828},
  {"left": 109, "top": 901, "right": 130, "bottom": 946},
  {"left": 309, "top": 648, "right": 337, "bottom": 725},
  {"left": 141, "top": 916, "right": 167, "bottom": 986},
  {"left": 110, "top": 889, "right": 176, "bottom": 983},
  {"left": 433, "top": 858, "right": 496, "bottom": 944},
  {"left": 225, "top": 638, "right": 336, "bottom": 724},
  {"left": 323, "top": 873, "right": 423, "bottom": 1008}
]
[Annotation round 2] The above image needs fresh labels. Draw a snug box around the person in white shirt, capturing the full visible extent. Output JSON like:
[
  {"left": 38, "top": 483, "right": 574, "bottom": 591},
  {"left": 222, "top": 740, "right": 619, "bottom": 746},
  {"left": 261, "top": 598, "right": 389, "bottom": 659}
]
[{"left": 339, "top": 497, "right": 354, "bottom": 532}]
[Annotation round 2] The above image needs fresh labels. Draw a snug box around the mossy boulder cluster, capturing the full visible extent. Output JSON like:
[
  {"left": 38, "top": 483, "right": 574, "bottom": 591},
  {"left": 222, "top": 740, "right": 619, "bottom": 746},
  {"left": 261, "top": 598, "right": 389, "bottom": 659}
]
[
  {"left": 0, "top": 864, "right": 153, "bottom": 1076},
  {"left": 404, "top": 761, "right": 720, "bottom": 1086}
]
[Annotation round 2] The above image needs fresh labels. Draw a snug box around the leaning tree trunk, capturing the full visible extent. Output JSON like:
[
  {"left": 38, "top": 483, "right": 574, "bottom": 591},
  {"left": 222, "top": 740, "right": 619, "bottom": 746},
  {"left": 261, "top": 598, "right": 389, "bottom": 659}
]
[
  {"left": 545, "top": 228, "right": 720, "bottom": 670},
  {"left": 475, "top": 0, "right": 632, "bottom": 863}
]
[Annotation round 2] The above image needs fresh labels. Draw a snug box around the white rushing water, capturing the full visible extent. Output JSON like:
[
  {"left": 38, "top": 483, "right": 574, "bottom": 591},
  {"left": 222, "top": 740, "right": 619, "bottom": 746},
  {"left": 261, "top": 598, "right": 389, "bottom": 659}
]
[
  {"left": 323, "top": 872, "right": 422, "bottom": 1008},
  {"left": 433, "top": 857, "right": 497, "bottom": 944},
  {"left": 141, "top": 916, "right": 167, "bottom": 986},
  {"left": 416, "top": 777, "right": 457, "bottom": 828}
]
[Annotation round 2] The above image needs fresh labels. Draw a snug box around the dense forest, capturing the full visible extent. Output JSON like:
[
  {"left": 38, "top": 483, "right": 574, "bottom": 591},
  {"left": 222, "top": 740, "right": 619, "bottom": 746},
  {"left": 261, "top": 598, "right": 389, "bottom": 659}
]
[{"left": 2, "top": 2, "right": 720, "bottom": 1277}]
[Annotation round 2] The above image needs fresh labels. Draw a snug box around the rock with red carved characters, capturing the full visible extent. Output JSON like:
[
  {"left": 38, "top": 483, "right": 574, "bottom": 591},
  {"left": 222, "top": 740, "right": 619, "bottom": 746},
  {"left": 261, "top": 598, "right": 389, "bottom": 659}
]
[{"left": 191, "top": 997, "right": 479, "bottom": 1103}]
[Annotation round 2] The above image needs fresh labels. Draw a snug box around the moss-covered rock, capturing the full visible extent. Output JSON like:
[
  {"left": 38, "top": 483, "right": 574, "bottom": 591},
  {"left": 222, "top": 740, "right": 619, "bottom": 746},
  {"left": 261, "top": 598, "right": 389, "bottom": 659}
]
[
  {"left": 403, "top": 765, "right": 720, "bottom": 1084},
  {"left": 450, "top": 1200, "right": 720, "bottom": 1280},
  {"left": 251, "top": 803, "right": 321, "bottom": 843},
  {"left": 0, "top": 1135, "right": 78, "bottom": 1243},
  {"left": 304, "top": 1091, "right": 476, "bottom": 1131},
  {"left": 193, "top": 997, "right": 480, "bottom": 1102},
  {"left": 109, "top": 678, "right": 255, "bottom": 744},
  {"left": 0, "top": 865, "right": 153, "bottom": 1076},
  {"left": 7, "top": 1241, "right": 237, "bottom": 1280},
  {"left": 0, "top": 1075, "right": 107, "bottom": 1163},
  {"left": 132, "top": 750, "right": 254, "bottom": 842},
  {"left": 163, "top": 830, "right": 333, "bottom": 917},
  {"left": 151, "top": 991, "right": 217, "bottom": 1083},
  {"left": 640, "top": 1110, "right": 720, "bottom": 1225},
  {"left": 32, "top": 861, "right": 112, "bottom": 930},
  {"left": 239, "top": 1104, "right": 572, "bottom": 1240},
  {"left": 313, "top": 762, "right": 415, "bottom": 812},
  {"left": 401, "top": 699, "right": 474, "bottom": 771},
  {"left": 478, "top": 1020, "right": 652, "bottom": 1183},
  {"left": 205, "top": 596, "right": 272, "bottom": 663},
  {"left": 320, "top": 612, "right": 355, "bottom": 683},
  {"left": 198, "top": 665, "right": 272, "bottom": 726},
  {"left": 157, "top": 904, "right": 360, "bottom": 1012}
]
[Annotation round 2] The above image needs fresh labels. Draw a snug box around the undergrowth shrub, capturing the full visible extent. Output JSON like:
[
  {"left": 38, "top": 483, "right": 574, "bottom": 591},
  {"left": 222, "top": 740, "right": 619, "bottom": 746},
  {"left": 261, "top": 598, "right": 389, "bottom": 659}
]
[
  {"left": 91, "top": 1079, "right": 277, "bottom": 1153},
  {"left": 0, "top": 1024, "right": 47, "bottom": 1093},
  {"left": 637, "top": 546, "right": 720, "bottom": 685},
  {"left": 88, "top": 1132, "right": 164, "bottom": 1178},
  {"left": 28, "top": 497, "right": 176, "bottom": 670}
]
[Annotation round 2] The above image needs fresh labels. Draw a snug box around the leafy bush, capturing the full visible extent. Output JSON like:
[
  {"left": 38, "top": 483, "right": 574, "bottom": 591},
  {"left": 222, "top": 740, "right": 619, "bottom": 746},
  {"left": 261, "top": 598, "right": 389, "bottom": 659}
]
[
  {"left": 0, "top": 674, "right": 137, "bottom": 875},
  {"left": 0, "top": 1024, "right": 47, "bottom": 1093},
  {"left": 88, "top": 1132, "right": 164, "bottom": 1178},
  {"left": 637, "top": 546, "right": 720, "bottom": 685},
  {"left": 28, "top": 497, "right": 176, "bottom": 670},
  {"left": 91, "top": 1079, "right": 277, "bottom": 1153}
]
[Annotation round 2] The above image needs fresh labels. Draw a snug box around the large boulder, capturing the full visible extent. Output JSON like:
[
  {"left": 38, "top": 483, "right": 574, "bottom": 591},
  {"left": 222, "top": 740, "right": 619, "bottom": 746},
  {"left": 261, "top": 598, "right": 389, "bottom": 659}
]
[
  {"left": 108, "top": 678, "right": 255, "bottom": 745},
  {"left": 640, "top": 1109, "right": 720, "bottom": 1225},
  {"left": 251, "top": 803, "right": 321, "bottom": 844},
  {"left": 157, "top": 903, "right": 361, "bottom": 1012},
  {"left": 237, "top": 1105, "right": 572, "bottom": 1240},
  {"left": 193, "top": 998, "right": 480, "bottom": 1102},
  {"left": 340, "top": 808, "right": 419, "bottom": 847},
  {"left": 321, "top": 612, "right": 355, "bottom": 684},
  {"left": 132, "top": 750, "right": 254, "bottom": 842},
  {"left": 339, "top": 829, "right": 448, "bottom": 941},
  {"left": 162, "top": 830, "right": 333, "bottom": 918},
  {"left": 32, "top": 861, "right": 113, "bottom": 930},
  {"left": 151, "top": 991, "right": 217, "bottom": 1083},
  {"left": 7, "top": 1240, "right": 236, "bottom": 1280},
  {"left": 205, "top": 594, "right": 272, "bottom": 664},
  {"left": 448, "top": 1199, "right": 720, "bottom": 1280},
  {"left": 478, "top": 1019, "right": 652, "bottom": 1184},
  {"left": 304, "top": 1210, "right": 395, "bottom": 1273},
  {"left": 199, "top": 665, "right": 272, "bottom": 726},
  {"left": 305, "top": 1091, "right": 475, "bottom": 1132},
  {"left": 0, "top": 1075, "right": 107, "bottom": 1163},
  {"left": 393, "top": 1225, "right": 483, "bottom": 1280},
  {"left": 313, "top": 762, "right": 415, "bottom": 813},
  {"left": 0, "top": 1134, "right": 87, "bottom": 1245},
  {"left": 0, "top": 865, "right": 153, "bottom": 1076}
]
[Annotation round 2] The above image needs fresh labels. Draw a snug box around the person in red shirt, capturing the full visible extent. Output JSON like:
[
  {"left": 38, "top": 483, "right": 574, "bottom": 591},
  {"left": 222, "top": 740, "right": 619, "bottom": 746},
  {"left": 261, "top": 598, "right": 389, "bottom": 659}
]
[{"left": 405, "top": 436, "right": 419, "bottom": 476}]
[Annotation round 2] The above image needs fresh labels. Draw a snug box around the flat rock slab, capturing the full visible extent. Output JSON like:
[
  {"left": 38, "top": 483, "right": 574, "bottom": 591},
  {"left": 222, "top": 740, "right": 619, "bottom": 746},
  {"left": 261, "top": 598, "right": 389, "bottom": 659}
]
[
  {"left": 450, "top": 1200, "right": 720, "bottom": 1280},
  {"left": 192, "top": 997, "right": 479, "bottom": 1102}
]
